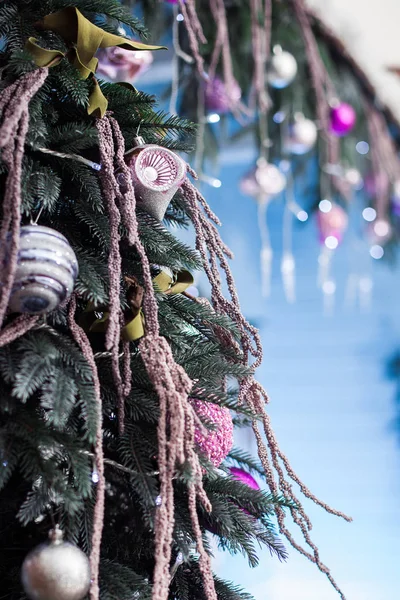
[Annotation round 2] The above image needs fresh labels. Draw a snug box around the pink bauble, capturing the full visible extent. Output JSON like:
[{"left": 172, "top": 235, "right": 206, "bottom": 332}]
[
  {"left": 230, "top": 467, "right": 260, "bottom": 490},
  {"left": 317, "top": 203, "right": 348, "bottom": 244},
  {"left": 96, "top": 47, "right": 153, "bottom": 83},
  {"left": 191, "top": 399, "right": 233, "bottom": 467},
  {"left": 330, "top": 103, "right": 356, "bottom": 137},
  {"left": 204, "top": 77, "right": 241, "bottom": 114}
]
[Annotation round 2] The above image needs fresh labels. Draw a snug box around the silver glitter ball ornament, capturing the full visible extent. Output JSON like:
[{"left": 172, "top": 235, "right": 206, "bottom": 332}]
[
  {"left": 7, "top": 225, "right": 78, "bottom": 315},
  {"left": 126, "top": 140, "right": 186, "bottom": 221},
  {"left": 267, "top": 47, "right": 297, "bottom": 89},
  {"left": 21, "top": 526, "right": 91, "bottom": 600}
]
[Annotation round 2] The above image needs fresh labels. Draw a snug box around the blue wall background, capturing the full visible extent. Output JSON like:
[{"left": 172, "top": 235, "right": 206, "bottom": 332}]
[{"left": 200, "top": 163, "right": 400, "bottom": 600}]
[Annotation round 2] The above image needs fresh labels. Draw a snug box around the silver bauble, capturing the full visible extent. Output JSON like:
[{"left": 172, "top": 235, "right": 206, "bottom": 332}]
[
  {"left": 8, "top": 225, "right": 78, "bottom": 315},
  {"left": 284, "top": 116, "right": 317, "bottom": 155},
  {"left": 125, "top": 137, "right": 186, "bottom": 221},
  {"left": 240, "top": 158, "right": 286, "bottom": 200},
  {"left": 21, "top": 527, "right": 91, "bottom": 600},
  {"left": 266, "top": 48, "right": 297, "bottom": 89}
]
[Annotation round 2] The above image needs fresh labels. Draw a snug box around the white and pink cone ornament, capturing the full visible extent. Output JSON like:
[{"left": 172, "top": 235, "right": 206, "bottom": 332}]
[{"left": 124, "top": 137, "right": 187, "bottom": 221}]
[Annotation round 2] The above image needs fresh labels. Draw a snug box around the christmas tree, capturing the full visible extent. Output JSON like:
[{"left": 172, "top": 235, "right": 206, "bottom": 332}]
[{"left": 0, "top": 2, "right": 351, "bottom": 600}]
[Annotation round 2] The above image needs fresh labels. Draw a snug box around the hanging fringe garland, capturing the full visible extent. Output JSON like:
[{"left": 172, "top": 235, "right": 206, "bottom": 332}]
[
  {"left": 68, "top": 296, "right": 105, "bottom": 600},
  {"left": 0, "top": 68, "right": 48, "bottom": 329},
  {"left": 365, "top": 99, "right": 400, "bottom": 218},
  {"left": 291, "top": 0, "right": 351, "bottom": 202},
  {"left": 250, "top": 0, "right": 271, "bottom": 113},
  {"left": 181, "top": 168, "right": 352, "bottom": 599},
  {"left": 95, "top": 115, "right": 217, "bottom": 600}
]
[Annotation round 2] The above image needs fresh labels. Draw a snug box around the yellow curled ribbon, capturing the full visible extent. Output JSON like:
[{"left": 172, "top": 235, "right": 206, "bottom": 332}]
[
  {"left": 86, "top": 269, "right": 194, "bottom": 342},
  {"left": 25, "top": 7, "right": 165, "bottom": 116}
]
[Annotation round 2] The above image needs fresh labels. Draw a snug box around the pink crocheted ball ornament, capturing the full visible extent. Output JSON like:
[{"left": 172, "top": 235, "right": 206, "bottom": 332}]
[{"left": 191, "top": 400, "right": 233, "bottom": 467}]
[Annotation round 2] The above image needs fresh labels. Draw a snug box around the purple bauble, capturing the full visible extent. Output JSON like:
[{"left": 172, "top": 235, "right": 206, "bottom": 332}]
[
  {"left": 230, "top": 467, "right": 260, "bottom": 490},
  {"left": 191, "top": 399, "right": 233, "bottom": 467},
  {"left": 330, "top": 102, "right": 356, "bottom": 137},
  {"left": 204, "top": 77, "right": 241, "bottom": 114}
]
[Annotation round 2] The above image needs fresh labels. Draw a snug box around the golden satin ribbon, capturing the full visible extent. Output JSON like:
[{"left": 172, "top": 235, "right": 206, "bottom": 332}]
[
  {"left": 88, "top": 270, "right": 194, "bottom": 341},
  {"left": 26, "top": 7, "right": 165, "bottom": 116}
]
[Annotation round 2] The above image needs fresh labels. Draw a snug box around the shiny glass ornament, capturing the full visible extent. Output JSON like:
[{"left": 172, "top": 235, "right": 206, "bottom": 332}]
[
  {"left": 266, "top": 46, "right": 297, "bottom": 89},
  {"left": 284, "top": 115, "right": 318, "bottom": 155},
  {"left": 240, "top": 158, "right": 286, "bottom": 199},
  {"left": 230, "top": 467, "right": 260, "bottom": 490},
  {"left": 330, "top": 102, "right": 356, "bottom": 136},
  {"left": 21, "top": 526, "right": 91, "bottom": 600},
  {"left": 96, "top": 47, "right": 153, "bottom": 83},
  {"left": 8, "top": 225, "right": 78, "bottom": 315}
]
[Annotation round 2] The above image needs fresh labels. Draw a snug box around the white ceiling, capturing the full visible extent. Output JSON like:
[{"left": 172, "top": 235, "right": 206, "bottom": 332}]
[{"left": 306, "top": 0, "right": 400, "bottom": 122}]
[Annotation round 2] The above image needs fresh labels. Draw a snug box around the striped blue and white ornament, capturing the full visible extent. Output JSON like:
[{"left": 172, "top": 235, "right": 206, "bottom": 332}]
[{"left": 8, "top": 225, "right": 78, "bottom": 315}]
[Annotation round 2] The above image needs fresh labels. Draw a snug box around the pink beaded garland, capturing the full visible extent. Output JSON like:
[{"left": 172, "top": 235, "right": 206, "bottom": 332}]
[{"left": 191, "top": 399, "right": 233, "bottom": 467}]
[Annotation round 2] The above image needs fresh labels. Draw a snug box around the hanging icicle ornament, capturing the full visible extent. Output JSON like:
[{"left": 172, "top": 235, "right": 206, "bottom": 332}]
[
  {"left": 266, "top": 45, "right": 298, "bottom": 89},
  {"left": 21, "top": 526, "right": 91, "bottom": 600},
  {"left": 204, "top": 76, "right": 242, "bottom": 115},
  {"left": 330, "top": 101, "right": 356, "bottom": 137},
  {"left": 284, "top": 114, "right": 318, "bottom": 155},
  {"left": 96, "top": 46, "right": 153, "bottom": 83},
  {"left": 192, "top": 399, "right": 234, "bottom": 467},
  {"left": 240, "top": 158, "right": 286, "bottom": 298},
  {"left": 6, "top": 225, "right": 78, "bottom": 315},
  {"left": 122, "top": 136, "right": 187, "bottom": 221}
]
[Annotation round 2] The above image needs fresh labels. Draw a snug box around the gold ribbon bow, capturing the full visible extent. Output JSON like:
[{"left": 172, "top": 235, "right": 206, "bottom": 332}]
[
  {"left": 26, "top": 7, "right": 165, "bottom": 117},
  {"left": 85, "top": 269, "right": 194, "bottom": 342}
]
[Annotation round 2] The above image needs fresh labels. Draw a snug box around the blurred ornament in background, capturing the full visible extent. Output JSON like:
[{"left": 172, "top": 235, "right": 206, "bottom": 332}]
[
  {"left": 330, "top": 101, "right": 356, "bottom": 136},
  {"left": 317, "top": 202, "right": 348, "bottom": 246},
  {"left": 364, "top": 171, "right": 389, "bottom": 197},
  {"left": 367, "top": 218, "right": 392, "bottom": 244},
  {"left": 191, "top": 399, "right": 233, "bottom": 467},
  {"left": 344, "top": 167, "right": 363, "bottom": 190},
  {"left": 230, "top": 467, "right": 260, "bottom": 490},
  {"left": 284, "top": 113, "right": 318, "bottom": 155},
  {"left": 21, "top": 526, "right": 91, "bottom": 600},
  {"left": 267, "top": 46, "right": 298, "bottom": 89},
  {"left": 240, "top": 158, "right": 286, "bottom": 200},
  {"left": 391, "top": 180, "right": 400, "bottom": 216},
  {"left": 204, "top": 76, "right": 242, "bottom": 114},
  {"left": 7, "top": 225, "right": 78, "bottom": 315},
  {"left": 96, "top": 47, "right": 153, "bottom": 83},
  {"left": 124, "top": 137, "right": 187, "bottom": 221}
]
